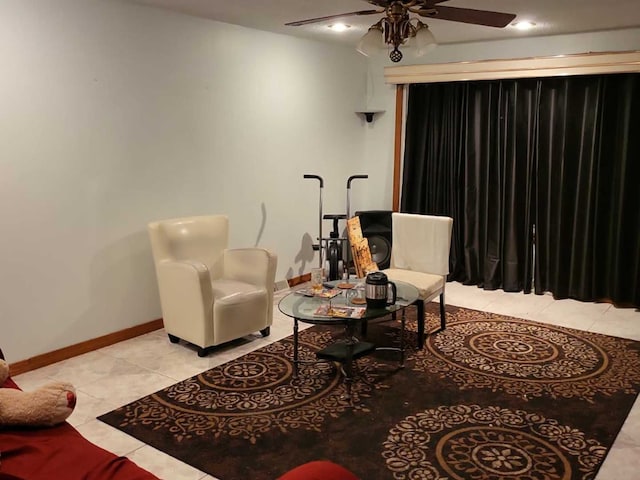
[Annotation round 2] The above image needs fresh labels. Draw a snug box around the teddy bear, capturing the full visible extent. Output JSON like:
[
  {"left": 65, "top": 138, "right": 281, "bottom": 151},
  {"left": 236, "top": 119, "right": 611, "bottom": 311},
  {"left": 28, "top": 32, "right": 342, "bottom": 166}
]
[{"left": 0, "top": 358, "right": 76, "bottom": 427}]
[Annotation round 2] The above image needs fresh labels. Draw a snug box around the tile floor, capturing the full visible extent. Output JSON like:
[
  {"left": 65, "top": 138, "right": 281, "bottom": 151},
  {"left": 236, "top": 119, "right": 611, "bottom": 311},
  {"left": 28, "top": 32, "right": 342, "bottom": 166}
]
[{"left": 13, "top": 282, "right": 640, "bottom": 480}]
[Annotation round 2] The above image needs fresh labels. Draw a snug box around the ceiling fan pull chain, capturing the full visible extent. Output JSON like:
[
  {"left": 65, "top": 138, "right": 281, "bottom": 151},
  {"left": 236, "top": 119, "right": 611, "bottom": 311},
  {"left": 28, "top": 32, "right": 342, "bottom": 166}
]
[{"left": 390, "top": 48, "right": 403, "bottom": 62}]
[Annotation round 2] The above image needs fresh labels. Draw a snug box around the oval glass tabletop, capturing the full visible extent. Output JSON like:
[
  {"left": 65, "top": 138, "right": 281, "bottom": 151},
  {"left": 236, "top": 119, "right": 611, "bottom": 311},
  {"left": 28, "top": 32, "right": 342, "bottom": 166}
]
[{"left": 278, "top": 279, "right": 419, "bottom": 324}]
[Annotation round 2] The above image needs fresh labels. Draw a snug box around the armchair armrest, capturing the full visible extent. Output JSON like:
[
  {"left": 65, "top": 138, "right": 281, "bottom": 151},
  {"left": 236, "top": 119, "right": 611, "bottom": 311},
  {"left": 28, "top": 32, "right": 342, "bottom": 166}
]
[
  {"left": 223, "top": 248, "right": 278, "bottom": 329},
  {"left": 156, "top": 260, "right": 214, "bottom": 326},
  {"left": 223, "top": 248, "right": 277, "bottom": 289}
]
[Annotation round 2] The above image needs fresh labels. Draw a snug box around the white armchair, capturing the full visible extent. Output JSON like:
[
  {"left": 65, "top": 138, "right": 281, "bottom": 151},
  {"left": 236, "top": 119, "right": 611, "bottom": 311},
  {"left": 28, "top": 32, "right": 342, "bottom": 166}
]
[
  {"left": 147, "top": 215, "right": 277, "bottom": 357},
  {"left": 382, "top": 213, "right": 453, "bottom": 349}
]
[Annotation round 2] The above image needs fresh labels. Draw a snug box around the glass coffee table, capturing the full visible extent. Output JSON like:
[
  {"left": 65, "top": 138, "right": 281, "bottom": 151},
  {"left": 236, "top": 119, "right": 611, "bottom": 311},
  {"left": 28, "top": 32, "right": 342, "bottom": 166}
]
[{"left": 278, "top": 280, "right": 419, "bottom": 399}]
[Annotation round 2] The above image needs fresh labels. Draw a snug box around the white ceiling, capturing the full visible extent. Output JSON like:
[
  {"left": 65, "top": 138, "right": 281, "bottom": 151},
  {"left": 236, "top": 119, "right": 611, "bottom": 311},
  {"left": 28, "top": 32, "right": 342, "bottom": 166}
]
[{"left": 121, "top": 0, "right": 640, "bottom": 47}]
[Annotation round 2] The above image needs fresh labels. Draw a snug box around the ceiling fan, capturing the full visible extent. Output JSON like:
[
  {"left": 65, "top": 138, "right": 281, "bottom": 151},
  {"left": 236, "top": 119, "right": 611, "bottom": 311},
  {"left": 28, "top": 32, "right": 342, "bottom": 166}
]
[{"left": 286, "top": 0, "right": 517, "bottom": 63}]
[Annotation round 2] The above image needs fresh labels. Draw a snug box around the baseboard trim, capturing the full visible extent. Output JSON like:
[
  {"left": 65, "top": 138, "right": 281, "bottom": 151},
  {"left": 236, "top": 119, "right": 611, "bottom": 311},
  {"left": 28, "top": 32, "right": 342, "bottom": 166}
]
[
  {"left": 8, "top": 319, "right": 164, "bottom": 376},
  {"left": 288, "top": 273, "right": 311, "bottom": 287}
]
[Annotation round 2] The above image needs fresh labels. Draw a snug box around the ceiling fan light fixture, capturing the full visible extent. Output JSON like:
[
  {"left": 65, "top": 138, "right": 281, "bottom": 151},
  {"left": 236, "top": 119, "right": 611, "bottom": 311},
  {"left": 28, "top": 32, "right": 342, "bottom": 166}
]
[
  {"left": 356, "top": 23, "right": 384, "bottom": 57},
  {"left": 413, "top": 22, "right": 437, "bottom": 57}
]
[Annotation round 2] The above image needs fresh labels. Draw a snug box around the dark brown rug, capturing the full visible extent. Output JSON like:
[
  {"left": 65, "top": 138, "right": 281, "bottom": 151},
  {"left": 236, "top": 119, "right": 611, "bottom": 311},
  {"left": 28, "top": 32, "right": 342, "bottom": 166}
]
[{"left": 98, "top": 305, "right": 640, "bottom": 479}]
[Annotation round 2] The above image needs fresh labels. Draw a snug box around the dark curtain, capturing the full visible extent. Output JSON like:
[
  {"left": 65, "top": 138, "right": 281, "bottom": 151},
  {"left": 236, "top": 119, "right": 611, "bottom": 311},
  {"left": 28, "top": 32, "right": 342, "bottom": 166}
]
[
  {"left": 402, "top": 84, "right": 465, "bottom": 279},
  {"left": 402, "top": 74, "right": 640, "bottom": 307},
  {"left": 402, "top": 80, "right": 536, "bottom": 292},
  {"left": 535, "top": 74, "right": 640, "bottom": 306}
]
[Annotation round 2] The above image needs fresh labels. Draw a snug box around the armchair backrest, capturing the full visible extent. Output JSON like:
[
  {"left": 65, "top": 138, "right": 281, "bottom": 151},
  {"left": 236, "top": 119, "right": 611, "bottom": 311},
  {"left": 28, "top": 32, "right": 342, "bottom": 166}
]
[
  {"left": 148, "top": 215, "right": 229, "bottom": 279},
  {"left": 390, "top": 213, "right": 453, "bottom": 276}
]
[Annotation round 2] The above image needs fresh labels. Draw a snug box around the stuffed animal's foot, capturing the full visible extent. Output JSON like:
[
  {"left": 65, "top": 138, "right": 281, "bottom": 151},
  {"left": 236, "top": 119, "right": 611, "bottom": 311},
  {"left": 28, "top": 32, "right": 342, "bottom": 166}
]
[
  {"left": 0, "top": 359, "right": 9, "bottom": 385},
  {"left": 0, "top": 381, "right": 76, "bottom": 427}
]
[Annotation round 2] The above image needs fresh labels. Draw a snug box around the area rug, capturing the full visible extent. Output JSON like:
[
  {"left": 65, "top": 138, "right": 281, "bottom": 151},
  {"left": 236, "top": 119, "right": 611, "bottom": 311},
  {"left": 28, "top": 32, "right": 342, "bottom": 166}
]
[{"left": 98, "top": 305, "right": 640, "bottom": 479}]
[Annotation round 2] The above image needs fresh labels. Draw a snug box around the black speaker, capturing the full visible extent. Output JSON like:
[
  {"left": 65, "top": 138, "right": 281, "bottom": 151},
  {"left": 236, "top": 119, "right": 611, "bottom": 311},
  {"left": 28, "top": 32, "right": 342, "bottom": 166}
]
[{"left": 356, "top": 210, "right": 393, "bottom": 269}]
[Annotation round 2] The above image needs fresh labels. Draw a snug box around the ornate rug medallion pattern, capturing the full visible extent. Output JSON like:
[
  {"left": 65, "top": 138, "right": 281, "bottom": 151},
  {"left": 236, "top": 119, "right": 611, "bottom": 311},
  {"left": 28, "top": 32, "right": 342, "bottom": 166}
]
[
  {"left": 383, "top": 404, "right": 606, "bottom": 480},
  {"left": 416, "top": 308, "right": 640, "bottom": 402},
  {"left": 99, "top": 305, "right": 640, "bottom": 479},
  {"left": 107, "top": 327, "right": 387, "bottom": 444}
]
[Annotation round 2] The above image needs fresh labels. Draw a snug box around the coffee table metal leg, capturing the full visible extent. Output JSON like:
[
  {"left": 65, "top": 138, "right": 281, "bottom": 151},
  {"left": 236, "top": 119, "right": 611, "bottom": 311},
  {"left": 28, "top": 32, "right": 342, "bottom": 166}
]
[
  {"left": 293, "top": 317, "right": 299, "bottom": 377},
  {"left": 342, "top": 323, "right": 355, "bottom": 401},
  {"left": 400, "top": 309, "right": 406, "bottom": 367}
]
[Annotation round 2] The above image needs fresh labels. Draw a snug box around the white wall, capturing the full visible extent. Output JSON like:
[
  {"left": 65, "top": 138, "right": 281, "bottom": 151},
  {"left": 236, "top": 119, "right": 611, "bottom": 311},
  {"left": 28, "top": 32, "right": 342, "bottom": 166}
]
[
  {"left": 0, "top": 0, "right": 370, "bottom": 361},
  {"left": 361, "top": 28, "right": 640, "bottom": 209}
]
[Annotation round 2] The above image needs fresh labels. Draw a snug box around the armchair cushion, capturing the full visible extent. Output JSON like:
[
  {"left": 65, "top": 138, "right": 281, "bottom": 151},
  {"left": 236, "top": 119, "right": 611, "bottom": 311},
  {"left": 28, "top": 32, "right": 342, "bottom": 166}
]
[
  {"left": 211, "top": 279, "right": 266, "bottom": 303},
  {"left": 211, "top": 279, "right": 268, "bottom": 345}
]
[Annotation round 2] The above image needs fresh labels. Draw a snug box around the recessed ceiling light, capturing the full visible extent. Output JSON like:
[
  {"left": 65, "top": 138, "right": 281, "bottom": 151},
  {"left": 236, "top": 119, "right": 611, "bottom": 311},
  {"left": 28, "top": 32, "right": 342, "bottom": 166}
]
[
  {"left": 328, "top": 23, "right": 351, "bottom": 32},
  {"left": 512, "top": 21, "right": 537, "bottom": 31}
]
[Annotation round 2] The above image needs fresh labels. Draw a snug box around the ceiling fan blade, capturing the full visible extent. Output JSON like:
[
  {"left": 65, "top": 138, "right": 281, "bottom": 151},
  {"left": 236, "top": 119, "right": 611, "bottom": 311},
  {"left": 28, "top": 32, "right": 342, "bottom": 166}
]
[
  {"left": 364, "top": 0, "right": 397, "bottom": 7},
  {"left": 421, "top": 0, "right": 451, "bottom": 6},
  {"left": 422, "top": 5, "right": 516, "bottom": 28},
  {"left": 285, "top": 10, "right": 380, "bottom": 27}
]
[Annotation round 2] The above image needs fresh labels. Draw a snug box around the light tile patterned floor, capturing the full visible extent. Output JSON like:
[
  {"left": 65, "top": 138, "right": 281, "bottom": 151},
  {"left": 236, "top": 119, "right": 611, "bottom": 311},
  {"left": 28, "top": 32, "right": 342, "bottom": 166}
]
[{"left": 13, "top": 282, "right": 640, "bottom": 480}]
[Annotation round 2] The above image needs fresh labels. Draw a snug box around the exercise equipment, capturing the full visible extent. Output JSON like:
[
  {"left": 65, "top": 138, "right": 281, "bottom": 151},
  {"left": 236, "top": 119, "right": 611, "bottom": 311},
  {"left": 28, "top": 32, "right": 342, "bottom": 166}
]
[{"left": 304, "top": 174, "right": 368, "bottom": 280}]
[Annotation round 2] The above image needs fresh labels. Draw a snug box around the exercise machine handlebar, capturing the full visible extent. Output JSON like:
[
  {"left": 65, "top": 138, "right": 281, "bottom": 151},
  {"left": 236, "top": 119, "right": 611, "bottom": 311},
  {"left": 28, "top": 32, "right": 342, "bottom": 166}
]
[
  {"left": 303, "top": 174, "right": 323, "bottom": 187},
  {"left": 347, "top": 175, "right": 368, "bottom": 188},
  {"left": 304, "top": 174, "right": 324, "bottom": 267},
  {"left": 346, "top": 174, "right": 368, "bottom": 220}
]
